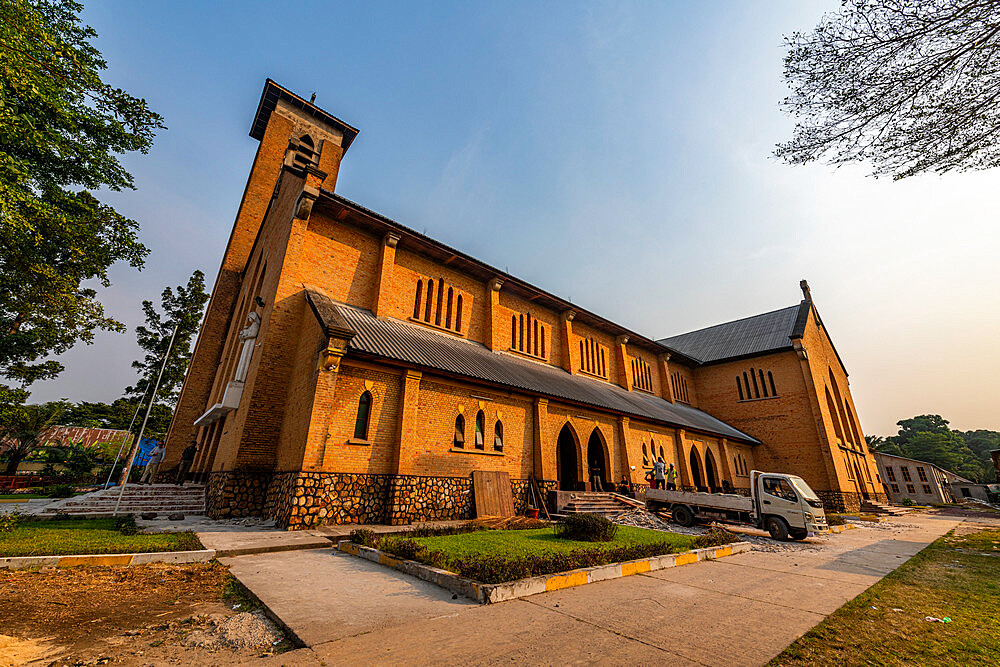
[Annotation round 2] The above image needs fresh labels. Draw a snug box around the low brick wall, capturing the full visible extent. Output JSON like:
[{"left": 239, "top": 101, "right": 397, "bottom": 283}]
[
  {"left": 207, "top": 470, "right": 557, "bottom": 529},
  {"left": 816, "top": 491, "right": 890, "bottom": 513}
]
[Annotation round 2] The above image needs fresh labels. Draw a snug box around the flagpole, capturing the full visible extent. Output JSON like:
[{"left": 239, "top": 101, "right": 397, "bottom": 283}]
[{"left": 114, "top": 323, "right": 178, "bottom": 516}]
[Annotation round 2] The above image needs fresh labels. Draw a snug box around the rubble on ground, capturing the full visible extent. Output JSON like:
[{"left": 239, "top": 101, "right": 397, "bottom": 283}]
[{"left": 181, "top": 612, "right": 282, "bottom": 651}]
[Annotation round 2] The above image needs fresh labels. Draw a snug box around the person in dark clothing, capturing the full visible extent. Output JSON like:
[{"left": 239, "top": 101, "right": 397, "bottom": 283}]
[
  {"left": 618, "top": 475, "right": 633, "bottom": 497},
  {"left": 590, "top": 460, "right": 603, "bottom": 492},
  {"left": 176, "top": 442, "right": 198, "bottom": 485}
]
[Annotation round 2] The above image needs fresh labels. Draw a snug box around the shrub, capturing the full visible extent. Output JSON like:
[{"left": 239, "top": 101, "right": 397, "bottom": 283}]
[
  {"left": 826, "top": 514, "right": 846, "bottom": 526},
  {"left": 378, "top": 536, "right": 424, "bottom": 561},
  {"left": 45, "top": 484, "right": 74, "bottom": 498},
  {"left": 0, "top": 511, "right": 22, "bottom": 534},
  {"left": 554, "top": 513, "right": 618, "bottom": 542},
  {"left": 115, "top": 514, "right": 139, "bottom": 535},
  {"left": 692, "top": 528, "right": 741, "bottom": 549},
  {"left": 901, "top": 498, "right": 915, "bottom": 507},
  {"left": 350, "top": 528, "right": 377, "bottom": 547},
  {"left": 468, "top": 516, "right": 547, "bottom": 531}
]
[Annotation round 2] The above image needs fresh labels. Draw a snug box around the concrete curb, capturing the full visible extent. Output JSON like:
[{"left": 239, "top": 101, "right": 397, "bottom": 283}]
[
  {"left": 338, "top": 540, "right": 751, "bottom": 604},
  {"left": 0, "top": 549, "right": 216, "bottom": 570}
]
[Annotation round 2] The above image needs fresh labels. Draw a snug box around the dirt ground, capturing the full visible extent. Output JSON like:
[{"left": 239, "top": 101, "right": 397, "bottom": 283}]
[{"left": 0, "top": 562, "right": 287, "bottom": 666}]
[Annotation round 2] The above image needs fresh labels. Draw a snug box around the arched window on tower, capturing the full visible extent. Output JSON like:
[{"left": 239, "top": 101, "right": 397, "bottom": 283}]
[
  {"left": 642, "top": 443, "right": 649, "bottom": 467},
  {"left": 454, "top": 414, "right": 465, "bottom": 449},
  {"left": 413, "top": 280, "right": 423, "bottom": 319},
  {"left": 493, "top": 420, "right": 503, "bottom": 452},
  {"left": 768, "top": 371, "right": 777, "bottom": 396},
  {"left": 455, "top": 295, "right": 463, "bottom": 332},
  {"left": 736, "top": 377, "right": 744, "bottom": 400},
  {"left": 475, "top": 411, "right": 485, "bottom": 449},
  {"left": 353, "top": 391, "right": 372, "bottom": 440}
]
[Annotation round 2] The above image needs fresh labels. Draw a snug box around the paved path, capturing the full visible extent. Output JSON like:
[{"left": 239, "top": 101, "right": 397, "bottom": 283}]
[{"left": 225, "top": 512, "right": 962, "bottom": 666}]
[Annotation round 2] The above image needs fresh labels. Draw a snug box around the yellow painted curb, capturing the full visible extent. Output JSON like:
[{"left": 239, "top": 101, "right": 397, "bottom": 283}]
[
  {"left": 545, "top": 571, "right": 589, "bottom": 591},
  {"left": 714, "top": 546, "right": 732, "bottom": 558},
  {"left": 58, "top": 554, "right": 133, "bottom": 567},
  {"left": 675, "top": 553, "right": 699, "bottom": 566},
  {"left": 621, "top": 559, "right": 651, "bottom": 576}
]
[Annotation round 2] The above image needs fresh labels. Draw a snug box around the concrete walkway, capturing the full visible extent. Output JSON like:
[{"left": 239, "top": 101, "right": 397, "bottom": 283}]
[{"left": 225, "top": 512, "right": 963, "bottom": 666}]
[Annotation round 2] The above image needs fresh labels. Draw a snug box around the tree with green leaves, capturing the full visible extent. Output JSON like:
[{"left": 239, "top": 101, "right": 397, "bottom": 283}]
[
  {"left": 0, "top": 400, "right": 68, "bottom": 474},
  {"left": 60, "top": 398, "right": 173, "bottom": 435},
  {"left": 873, "top": 414, "right": 986, "bottom": 482},
  {"left": 0, "top": 0, "right": 163, "bottom": 399},
  {"left": 778, "top": 1, "right": 1000, "bottom": 179},
  {"left": 124, "top": 270, "right": 209, "bottom": 410}
]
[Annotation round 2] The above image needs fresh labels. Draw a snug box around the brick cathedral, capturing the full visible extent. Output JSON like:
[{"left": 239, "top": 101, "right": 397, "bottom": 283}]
[{"left": 162, "top": 81, "right": 885, "bottom": 527}]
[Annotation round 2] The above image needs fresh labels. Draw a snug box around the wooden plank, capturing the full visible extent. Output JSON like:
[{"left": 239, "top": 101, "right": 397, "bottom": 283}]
[{"left": 473, "top": 470, "right": 515, "bottom": 517}]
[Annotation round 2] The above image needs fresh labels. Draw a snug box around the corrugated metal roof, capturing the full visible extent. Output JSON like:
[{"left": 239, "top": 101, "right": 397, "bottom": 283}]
[
  {"left": 658, "top": 303, "right": 807, "bottom": 364},
  {"left": 328, "top": 300, "right": 758, "bottom": 444}
]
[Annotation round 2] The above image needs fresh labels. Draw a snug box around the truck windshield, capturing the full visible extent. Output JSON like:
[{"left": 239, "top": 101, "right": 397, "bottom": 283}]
[{"left": 788, "top": 476, "right": 819, "bottom": 501}]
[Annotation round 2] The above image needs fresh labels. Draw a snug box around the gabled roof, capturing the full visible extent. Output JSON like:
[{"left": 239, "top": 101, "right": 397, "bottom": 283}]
[
  {"left": 250, "top": 79, "right": 359, "bottom": 149},
  {"left": 304, "top": 287, "right": 759, "bottom": 445},
  {"left": 658, "top": 302, "right": 810, "bottom": 365}
]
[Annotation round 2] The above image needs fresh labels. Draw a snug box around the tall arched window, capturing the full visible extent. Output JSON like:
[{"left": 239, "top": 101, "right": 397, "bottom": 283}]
[
  {"left": 455, "top": 295, "right": 463, "bottom": 332},
  {"left": 511, "top": 316, "right": 517, "bottom": 348},
  {"left": 493, "top": 420, "right": 503, "bottom": 452},
  {"left": 768, "top": 371, "right": 777, "bottom": 396},
  {"left": 424, "top": 279, "right": 434, "bottom": 321},
  {"left": 736, "top": 377, "right": 745, "bottom": 400},
  {"left": 446, "top": 287, "right": 454, "bottom": 329},
  {"left": 475, "top": 410, "right": 485, "bottom": 449},
  {"left": 642, "top": 443, "right": 649, "bottom": 467},
  {"left": 540, "top": 326, "right": 546, "bottom": 357},
  {"left": 759, "top": 369, "right": 768, "bottom": 397},
  {"left": 354, "top": 391, "right": 372, "bottom": 440},
  {"left": 413, "top": 280, "right": 423, "bottom": 319},
  {"left": 454, "top": 414, "right": 465, "bottom": 448},
  {"left": 435, "top": 279, "right": 445, "bottom": 326},
  {"left": 734, "top": 456, "right": 740, "bottom": 476}
]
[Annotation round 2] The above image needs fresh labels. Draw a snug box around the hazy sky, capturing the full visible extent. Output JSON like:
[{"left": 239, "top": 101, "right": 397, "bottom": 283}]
[{"left": 28, "top": 1, "right": 1000, "bottom": 436}]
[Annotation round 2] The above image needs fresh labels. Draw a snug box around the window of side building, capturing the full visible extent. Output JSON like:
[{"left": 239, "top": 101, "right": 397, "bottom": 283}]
[
  {"left": 901, "top": 467, "right": 912, "bottom": 482},
  {"left": 917, "top": 467, "right": 928, "bottom": 482}
]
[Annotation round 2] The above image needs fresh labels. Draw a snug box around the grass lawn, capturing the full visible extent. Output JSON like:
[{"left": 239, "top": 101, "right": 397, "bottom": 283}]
[
  {"left": 412, "top": 526, "right": 695, "bottom": 560},
  {"left": 770, "top": 528, "right": 1000, "bottom": 666},
  {"left": 0, "top": 519, "right": 203, "bottom": 557}
]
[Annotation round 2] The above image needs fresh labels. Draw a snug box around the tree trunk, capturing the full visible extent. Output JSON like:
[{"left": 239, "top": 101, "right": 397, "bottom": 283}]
[{"left": 4, "top": 454, "right": 23, "bottom": 475}]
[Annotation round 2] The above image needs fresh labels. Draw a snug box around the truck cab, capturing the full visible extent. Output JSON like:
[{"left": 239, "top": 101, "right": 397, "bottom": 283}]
[{"left": 751, "top": 471, "right": 827, "bottom": 540}]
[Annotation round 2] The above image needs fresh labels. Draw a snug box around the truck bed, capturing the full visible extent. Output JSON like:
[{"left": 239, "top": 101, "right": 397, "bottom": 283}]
[{"left": 646, "top": 489, "right": 753, "bottom": 512}]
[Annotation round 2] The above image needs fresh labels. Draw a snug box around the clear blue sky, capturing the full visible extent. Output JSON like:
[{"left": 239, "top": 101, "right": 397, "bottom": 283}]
[{"left": 29, "top": 1, "right": 1000, "bottom": 435}]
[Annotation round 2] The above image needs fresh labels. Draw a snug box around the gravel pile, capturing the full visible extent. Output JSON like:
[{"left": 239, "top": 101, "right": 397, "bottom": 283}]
[
  {"left": 183, "top": 612, "right": 282, "bottom": 651},
  {"left": 613, "top": 509, "right": 707, "bottom": 536}
]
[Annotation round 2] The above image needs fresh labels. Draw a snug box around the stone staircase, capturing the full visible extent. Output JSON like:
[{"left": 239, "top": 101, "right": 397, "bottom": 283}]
[
  {"left": 36, "top": 483, "right": 207, "bottom": 517},
  {"left": 560, "top": 492, "right": 633, "bottom": 517},
  {"left": 860, "top": 499, "right": 908, "bottom": 516}
]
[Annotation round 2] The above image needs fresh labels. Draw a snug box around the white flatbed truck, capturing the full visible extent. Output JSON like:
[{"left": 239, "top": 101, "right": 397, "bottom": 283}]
[{"left": 645, "top": 470, "right": 828, "bottom": 540}]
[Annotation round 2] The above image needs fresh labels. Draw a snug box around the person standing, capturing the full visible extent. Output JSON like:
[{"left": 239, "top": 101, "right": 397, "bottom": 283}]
[
  {"left": 175, "top": 441, "right": 199, "bottom": 486},
  {"left": 666, "top": 463, "right": 678, "bottom": 491},
  {"left": 653, "top": 456, "right": 666, "bottom": 490},
  {"left": 140, "top": 443, "right": 164, "bottom": 485},
  {"left": 590, "top": 460, "right": 603, "bottom": 492}
]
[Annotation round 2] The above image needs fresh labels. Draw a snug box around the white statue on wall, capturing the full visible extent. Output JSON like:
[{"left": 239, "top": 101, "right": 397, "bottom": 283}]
[{"left": 234, "top": 311, "right": 261, "bottom": 383}]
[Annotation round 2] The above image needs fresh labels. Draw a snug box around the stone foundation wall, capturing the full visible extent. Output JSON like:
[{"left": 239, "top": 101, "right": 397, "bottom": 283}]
[
  {"left": 206, "top": 470, "right": 560, "bottom": 529},
  {"left": 816, "top": 491, "right": 888, "bottom": 513},
  {"left": 206, "top": 470, "right": 271, "bottom": 518}
]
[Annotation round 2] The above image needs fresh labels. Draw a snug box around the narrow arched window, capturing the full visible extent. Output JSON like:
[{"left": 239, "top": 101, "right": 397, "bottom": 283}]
[
  {"left": 519, "top": 314, "right": 524, "bottom": 350},
  {"left": 425, "top": 279, "right": 434, "bottom": 321},
  {"left": 759, "top": 369, "right": 768, "bottom": 397},
  {"left": 446, "top": 287, "right": 454, "bottom": 329},
  {"left": 736, "top": 377, "right": 744, "bottom": 400},
  {"left": 413, "top": 280, "right": 423, "bottom": 319},
  {"left": 435, "top": 279, "right": 445, "bottom": 326},
  {"left": 533, "top": 320, "right": 539, "bottom": 356},
  {"left": 642, "top": 443, "right": 649, "bottom": 467},
  {"left": 659, "top": 446, "right": 664, "bottom": 461},
  {"left": 540, "top": 326, "right": 546, "bottom": 357},
  {"left": 768, "top": 371, "right": 777, "bottom": 396},
  {"left": 734, "top": 456, "right": 740, "bottom": 476},
  {"left": 511, "top": 315, "right": 517, "bottom": 348},
  {"left": 750, "top": 367, "right": 760, "bottom": 398},
  {"left": 454, "top": 414, "right": 465, "bottom": 448},
  {"left": 475, "top": 410, "right": 485, "bottom": 449},
  {"left": 354, "top": 391, "right": 372, "bottom": 440},
  {"left": 600, "top": 348, "right": 606, "bottom": 376},
  {"left": 494, "top": 420, "right": 503, "bottom": 452},
  {"left": 455, "top": 295, "right": 463, "bottom": 332}
]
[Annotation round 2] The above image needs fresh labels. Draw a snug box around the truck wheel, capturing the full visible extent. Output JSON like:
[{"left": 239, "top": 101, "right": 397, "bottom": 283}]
[
  {"left": 672, "top": 505, "right": 695, "bottom": 527},
  {"left": 766, "top": 516, "right": 789, "bottom": 541},
  {"left": 789, "top": 528, "right": 808, "bottom": 541}
]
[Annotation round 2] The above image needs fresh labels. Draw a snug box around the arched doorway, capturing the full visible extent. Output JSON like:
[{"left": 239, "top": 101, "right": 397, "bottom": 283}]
[
  {"left": 704, "top": 450, "right": 719, "bottom": 492},
  {"left": 586, "top": 428, "right": 610, "bottom": 491},
  {"left": 689, "top": 448, "right": 704, "bottom": 491},
  {"left": 557, "top": 424, "right": 579, "bottom": 491}
]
